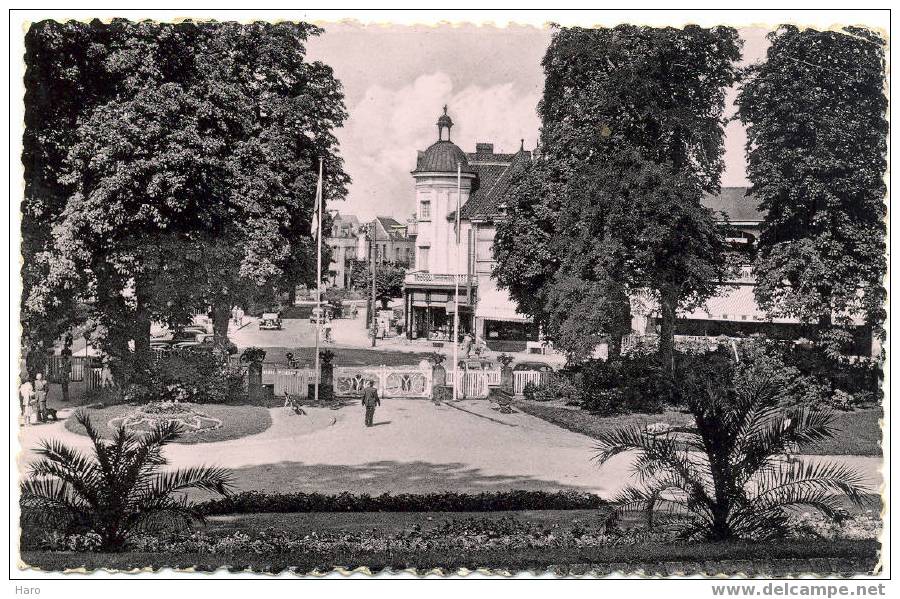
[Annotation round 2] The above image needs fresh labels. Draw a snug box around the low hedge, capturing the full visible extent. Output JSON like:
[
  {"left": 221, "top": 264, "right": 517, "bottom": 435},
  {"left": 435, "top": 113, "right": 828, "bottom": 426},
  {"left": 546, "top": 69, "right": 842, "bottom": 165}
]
[{"left": 196, "top": 490, "right": 606, "bottom": 515}]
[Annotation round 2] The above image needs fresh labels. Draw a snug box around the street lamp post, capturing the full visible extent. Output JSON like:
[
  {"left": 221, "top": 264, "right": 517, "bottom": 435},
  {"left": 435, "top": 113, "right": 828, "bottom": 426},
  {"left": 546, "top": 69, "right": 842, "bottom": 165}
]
[{"left": 368, "top": 222, "right": 377, "bottom": 348}]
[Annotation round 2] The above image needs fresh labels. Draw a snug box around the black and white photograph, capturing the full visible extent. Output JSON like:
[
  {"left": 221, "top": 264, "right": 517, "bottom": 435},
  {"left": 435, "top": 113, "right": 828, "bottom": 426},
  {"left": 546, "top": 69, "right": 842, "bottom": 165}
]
[{"left": 8, "top": 7, "right": 891, "bottom": 590}]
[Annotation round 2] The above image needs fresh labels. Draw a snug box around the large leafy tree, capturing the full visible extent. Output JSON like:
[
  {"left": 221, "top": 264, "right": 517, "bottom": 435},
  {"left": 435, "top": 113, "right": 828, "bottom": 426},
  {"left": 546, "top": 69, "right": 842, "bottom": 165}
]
[
  {"left": 348, "top": 260, "right": 407, "bottom": 309},
  {"left": 24, "top": 21, "right": 348, "bottom": 377},
  {"left": 21, "top": 20, "right": 119, "bottom": 362},
  {"left": 495, "top": 25, "right": 740, "bottom": 367},
  {"left": 737, "top": 26, "right": 888, "bottom": 353}
]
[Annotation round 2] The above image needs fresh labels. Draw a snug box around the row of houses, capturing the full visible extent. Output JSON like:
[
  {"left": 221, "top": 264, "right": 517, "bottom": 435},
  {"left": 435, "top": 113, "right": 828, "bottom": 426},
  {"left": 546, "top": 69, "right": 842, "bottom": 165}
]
[
  {"left": 398, "top": 107, "right": 875, "bottom": 355},
  {"left": 324, "top": 213, "right": 417, "bottom": 289}
]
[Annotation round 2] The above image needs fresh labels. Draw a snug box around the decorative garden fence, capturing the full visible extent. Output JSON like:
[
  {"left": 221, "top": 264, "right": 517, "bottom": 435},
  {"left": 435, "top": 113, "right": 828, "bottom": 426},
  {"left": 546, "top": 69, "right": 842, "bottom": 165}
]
[
  {"left": 333, "top": 365, "right": 432, "bottom": 399},
  {"left": 47, "top": 355, "right": 94, "bottom": 383},
  {"left": 258, "top": 360, "right": 550, "bottom": 401}
]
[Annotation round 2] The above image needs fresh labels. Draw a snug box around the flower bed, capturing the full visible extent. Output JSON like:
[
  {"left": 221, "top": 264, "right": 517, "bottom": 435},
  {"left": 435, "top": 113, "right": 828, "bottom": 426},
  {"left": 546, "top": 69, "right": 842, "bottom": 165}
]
[
  {"left": 30, "top": 510, "right": 881, "bottom": 556},
  {"left": 64, "top": 403, "right": 272, "bottom": 444}
]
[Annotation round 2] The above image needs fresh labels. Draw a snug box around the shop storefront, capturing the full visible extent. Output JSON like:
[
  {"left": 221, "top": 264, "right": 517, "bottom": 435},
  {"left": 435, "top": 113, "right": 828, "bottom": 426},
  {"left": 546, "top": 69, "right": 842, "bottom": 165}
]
[
  {"left": 404, "top": 283, "right": 475, "bottom": 341},
  {"left": 474, "top": 285, "right": 537, "bottom": 351}
]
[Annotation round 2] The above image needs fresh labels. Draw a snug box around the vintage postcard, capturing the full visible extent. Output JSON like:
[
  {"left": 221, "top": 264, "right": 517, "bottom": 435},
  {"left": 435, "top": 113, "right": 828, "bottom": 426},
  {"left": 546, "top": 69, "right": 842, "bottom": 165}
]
[{"left": 9, "top": 7, "right": 890, "bottom": 590}]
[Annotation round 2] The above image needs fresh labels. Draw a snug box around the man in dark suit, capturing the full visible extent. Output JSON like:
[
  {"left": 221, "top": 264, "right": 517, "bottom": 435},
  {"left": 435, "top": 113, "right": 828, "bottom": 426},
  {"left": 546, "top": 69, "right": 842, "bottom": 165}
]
[{"left": 362, "top": 380, "right": 380, "bottom": 427}]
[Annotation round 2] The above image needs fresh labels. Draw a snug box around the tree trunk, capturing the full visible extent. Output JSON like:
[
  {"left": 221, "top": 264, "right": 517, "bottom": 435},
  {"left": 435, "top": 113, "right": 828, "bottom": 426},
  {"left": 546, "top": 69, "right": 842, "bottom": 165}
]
[
  {"left": 132, "top": 292, "right": 152, "bottom": 382},
  {"left": 287, "top": 285, "right": 297, "bottom": 306},
  {"left": 608, "top": 335, "right": 623, "bottom": 361},
  {"left": 658, "top": 287, "right": 678, "bottom": 377},
  {"left": 212, "top": 303, "right": 231, "bottom": 343}
]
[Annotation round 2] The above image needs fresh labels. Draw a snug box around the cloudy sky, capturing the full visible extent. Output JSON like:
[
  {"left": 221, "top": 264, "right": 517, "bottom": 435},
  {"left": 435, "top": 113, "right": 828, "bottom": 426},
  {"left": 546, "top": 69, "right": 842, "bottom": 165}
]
[{"left": 307, "top": 24, "right": 770, "bottom": 221}]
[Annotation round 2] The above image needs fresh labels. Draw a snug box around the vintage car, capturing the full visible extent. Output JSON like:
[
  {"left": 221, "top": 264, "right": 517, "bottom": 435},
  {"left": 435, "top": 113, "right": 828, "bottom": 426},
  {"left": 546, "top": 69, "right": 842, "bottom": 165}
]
[{"left": 259, "top": 312, "right": 283, "bottom": 330}]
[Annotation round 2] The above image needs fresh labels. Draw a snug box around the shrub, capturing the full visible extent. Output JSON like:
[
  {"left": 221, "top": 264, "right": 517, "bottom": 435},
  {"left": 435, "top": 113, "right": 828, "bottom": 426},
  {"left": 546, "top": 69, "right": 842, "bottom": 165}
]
[
  {"left": 146, "top": 348, "right": 231, "bottom": 404},
  {"left": 575, "top": 354, "right": 671, "bottom": 415},
  {"left": 522, "top": 373, "right": 578, "bottom": 402},
  {"left": 738, "top": 338, "right": 884, "bottom": 408},
  {"left": 195, "top": 490, "right": 606, "bottom": 516}
]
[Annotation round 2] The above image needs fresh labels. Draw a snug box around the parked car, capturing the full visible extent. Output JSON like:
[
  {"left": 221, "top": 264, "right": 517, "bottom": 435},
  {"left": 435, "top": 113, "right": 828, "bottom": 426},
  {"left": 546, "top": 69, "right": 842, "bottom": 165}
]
[
  {"left": 172, "top": 334, "right": 238, "bottom": 355},
  {"left": 259, "top": 312, "right": 282, "bottom": 330}
]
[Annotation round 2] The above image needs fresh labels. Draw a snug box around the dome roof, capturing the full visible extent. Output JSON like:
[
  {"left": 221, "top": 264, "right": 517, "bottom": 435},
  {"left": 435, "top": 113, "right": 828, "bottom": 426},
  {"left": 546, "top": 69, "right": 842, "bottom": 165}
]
[{"left": 413, "top": 140, "right": 475, "bottom": 174}]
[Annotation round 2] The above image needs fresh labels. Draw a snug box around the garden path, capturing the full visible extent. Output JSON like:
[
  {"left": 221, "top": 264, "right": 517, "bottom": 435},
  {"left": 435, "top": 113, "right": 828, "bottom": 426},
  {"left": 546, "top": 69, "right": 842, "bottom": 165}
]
[{"left": 17, "top": 400, "right": 884, "bottom": 498}]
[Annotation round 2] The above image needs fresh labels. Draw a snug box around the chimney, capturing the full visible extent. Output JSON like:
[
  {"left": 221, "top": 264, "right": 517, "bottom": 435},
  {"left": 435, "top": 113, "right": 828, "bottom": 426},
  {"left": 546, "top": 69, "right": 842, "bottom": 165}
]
[{"left": 475, "top": 142, "right": 494, "bottom": 155}]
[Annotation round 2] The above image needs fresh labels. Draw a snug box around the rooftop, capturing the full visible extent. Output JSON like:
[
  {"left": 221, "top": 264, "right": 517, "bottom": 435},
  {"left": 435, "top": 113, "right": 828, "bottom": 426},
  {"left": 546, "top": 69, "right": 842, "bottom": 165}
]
[
  {"left": 702, "top": 187, "right": 765, "bottom": 223},
  {"left": 412, "top": 140, "right": 475, "bottom": 175}
]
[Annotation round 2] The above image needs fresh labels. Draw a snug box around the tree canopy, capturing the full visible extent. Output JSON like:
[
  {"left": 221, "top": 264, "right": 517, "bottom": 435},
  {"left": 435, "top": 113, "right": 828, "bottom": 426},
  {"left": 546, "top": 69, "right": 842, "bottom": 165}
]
[
  {"left": 348, "top": 260, "right": 407, "bottom": 309},
  {"left": 494, "top": 25, "right": 741, "bottom": 366},
  {"left": 737, "top": 26, "right": 887, "bottom": 352},
  {"left": 22, "top": 20, "right": 349, "bottom": 378}
]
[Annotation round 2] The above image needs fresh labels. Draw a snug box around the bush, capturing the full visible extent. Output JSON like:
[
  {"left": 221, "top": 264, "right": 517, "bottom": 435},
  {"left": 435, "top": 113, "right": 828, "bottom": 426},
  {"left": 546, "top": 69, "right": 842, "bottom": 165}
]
[
  {"left": 195, "top": 490, "right": 606, "bottom": 516},
  {"left": 574, "top": 353, "right": 672, "bottom": 416},
  {"left": 736, "top": 338, "right": 884, "bottom": 409},
  {"left": 522, "top": 373, "right": 578, "bottom": 402},
  {"left": 145, "top": 348, "right": 232, "bottom": 404}
]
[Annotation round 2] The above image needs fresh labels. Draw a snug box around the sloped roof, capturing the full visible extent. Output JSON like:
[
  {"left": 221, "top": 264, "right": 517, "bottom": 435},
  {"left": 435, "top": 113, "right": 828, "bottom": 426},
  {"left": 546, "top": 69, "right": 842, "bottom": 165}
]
[
  {"left": 453, "top": 150, "right": 532, "bottom": 221},
  {"left": 702, "top": 187, "right": 765, "bottom": 223},
  {"left": 374, "top": 216, "right": 413, "bottom": 241},
  {"left": 334, "top": 213, "right": 360, "bottom": 227}
]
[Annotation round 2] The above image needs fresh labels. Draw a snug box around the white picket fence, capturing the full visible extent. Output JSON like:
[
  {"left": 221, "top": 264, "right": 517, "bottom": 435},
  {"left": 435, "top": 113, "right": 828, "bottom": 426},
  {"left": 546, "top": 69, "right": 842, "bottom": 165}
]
[
  {"left": 445, "top": 368, "right": 501, "bottom": 399},
  {"left": 513, "top": 371, "right": 550, "bottom": 396},
  {"left": 273, "top": 369, "right": 318, "bottom": 397}
]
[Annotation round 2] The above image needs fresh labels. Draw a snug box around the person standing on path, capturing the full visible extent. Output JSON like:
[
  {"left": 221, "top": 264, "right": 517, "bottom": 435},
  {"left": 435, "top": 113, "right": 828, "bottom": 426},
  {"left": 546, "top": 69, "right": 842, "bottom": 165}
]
[
  {"left": 60, "top": 335, "right": 73, "bottom": 403},
  {"left": 323, "top": 314, "right": 333, "bottom": 344},
  {"left": 19, "top": 378, "right": 33, "bottom": 425},
  {"left": 33, "top": 373, "right": 48, "bottom": 422},
  {"left": 361, "top": 379, "right": 380, "bottom": 427}
]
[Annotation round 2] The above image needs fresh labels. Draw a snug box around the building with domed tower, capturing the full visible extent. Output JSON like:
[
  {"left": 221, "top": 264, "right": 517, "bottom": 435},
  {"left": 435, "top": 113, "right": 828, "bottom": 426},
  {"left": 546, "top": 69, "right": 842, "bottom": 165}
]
[{"left": 402, "top": 107, "right": 539, "bottom": 350}]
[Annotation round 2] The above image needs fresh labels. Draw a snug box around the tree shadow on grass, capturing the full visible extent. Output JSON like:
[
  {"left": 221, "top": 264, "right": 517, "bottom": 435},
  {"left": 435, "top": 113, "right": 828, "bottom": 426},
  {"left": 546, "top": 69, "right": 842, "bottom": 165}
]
[{"left": 220, "top": 460, "right": 589, "bottom": 496}]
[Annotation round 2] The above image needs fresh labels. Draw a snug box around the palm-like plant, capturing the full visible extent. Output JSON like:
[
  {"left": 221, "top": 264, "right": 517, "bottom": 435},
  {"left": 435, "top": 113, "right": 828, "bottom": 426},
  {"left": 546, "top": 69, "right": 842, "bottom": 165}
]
[
  {"left": 20, "top": 410, "right": 234, "bottom": 551},
  {"left": 595, "top": 350, "right": 869, "bottom": 541}
]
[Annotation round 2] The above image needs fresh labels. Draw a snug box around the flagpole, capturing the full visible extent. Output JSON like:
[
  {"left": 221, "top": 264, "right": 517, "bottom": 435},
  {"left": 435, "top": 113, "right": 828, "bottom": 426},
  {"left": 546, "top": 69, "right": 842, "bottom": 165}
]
[
  {"left": 453, "top": 162, "right": 461, "bottom": 402},
  {"left": 314, "top": 157, "right": 323, "bottom": 404}
]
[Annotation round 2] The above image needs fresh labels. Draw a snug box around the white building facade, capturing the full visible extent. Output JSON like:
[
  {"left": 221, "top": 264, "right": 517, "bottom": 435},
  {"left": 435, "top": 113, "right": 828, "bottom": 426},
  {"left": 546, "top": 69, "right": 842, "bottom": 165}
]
[{"left": 403, "top": 108, "right": 537, "bottom": 350}]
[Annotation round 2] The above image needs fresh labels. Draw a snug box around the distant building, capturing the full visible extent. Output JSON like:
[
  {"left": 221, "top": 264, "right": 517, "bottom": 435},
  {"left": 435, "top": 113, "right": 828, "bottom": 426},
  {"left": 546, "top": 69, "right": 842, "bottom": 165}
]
[
  {"left": 632, "top": 188, "right": 872, "bottom": 355},
  {"left": 404, "top": 109, "right": 873, "bottom": 355},
  {"left": 325, "top": 212, "right": 361, "bottom": 289},
  {"left": 356, "top": 216, "right": 416, "bottom": 267}
]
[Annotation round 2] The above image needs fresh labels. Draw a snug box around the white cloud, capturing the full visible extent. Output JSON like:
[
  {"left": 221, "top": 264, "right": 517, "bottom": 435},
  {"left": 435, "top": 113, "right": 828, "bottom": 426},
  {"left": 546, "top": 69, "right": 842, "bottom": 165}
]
[{"left": 333, "top": 72, "right": 541, "bottom": 220}]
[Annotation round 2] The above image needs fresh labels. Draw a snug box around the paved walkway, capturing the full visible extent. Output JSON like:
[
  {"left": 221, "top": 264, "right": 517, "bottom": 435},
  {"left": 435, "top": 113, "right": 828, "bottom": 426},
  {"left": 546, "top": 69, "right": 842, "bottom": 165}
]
[{"left": 16, "top": 400, "right": 884, "bottom": 499}]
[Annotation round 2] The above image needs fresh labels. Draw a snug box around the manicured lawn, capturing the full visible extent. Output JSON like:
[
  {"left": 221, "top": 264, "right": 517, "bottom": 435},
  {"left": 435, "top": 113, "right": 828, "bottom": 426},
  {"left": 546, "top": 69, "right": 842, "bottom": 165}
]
[
  {"left": 513, "top": 400, "right": 883, "bottom": 456},
  {"left": 512, "top": 400, "right": 693, "bottom": 441},
  {"left": 801, "top": 408, "right": 883, "bottom": 456},
  {"left": 64, "top": 403, "right": 272, "bottom": 444},
  {"left": 21, "top": 539, "right": 879, "bottom": 574}
]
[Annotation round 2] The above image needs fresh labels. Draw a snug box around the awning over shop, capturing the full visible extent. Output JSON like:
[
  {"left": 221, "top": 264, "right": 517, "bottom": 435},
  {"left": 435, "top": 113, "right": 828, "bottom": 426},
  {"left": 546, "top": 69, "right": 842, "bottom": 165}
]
[
  {"left": 679, "top": 284, "right": 798, "bottom": 324},
  {"left": 475, "top": 286, "right": 530, "bottom": 323}
]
